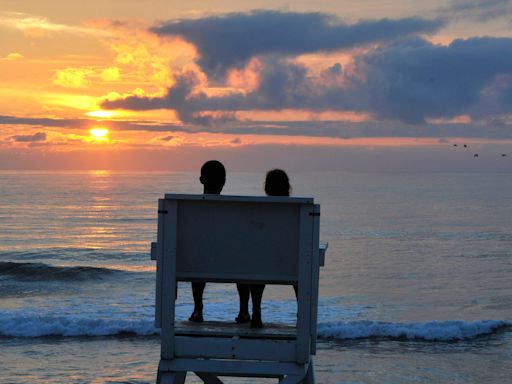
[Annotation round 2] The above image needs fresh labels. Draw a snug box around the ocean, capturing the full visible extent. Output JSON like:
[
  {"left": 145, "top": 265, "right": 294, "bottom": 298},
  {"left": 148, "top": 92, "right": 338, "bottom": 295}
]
[{"left": 0, "top": 170, "right": 511, "bottom": 383}]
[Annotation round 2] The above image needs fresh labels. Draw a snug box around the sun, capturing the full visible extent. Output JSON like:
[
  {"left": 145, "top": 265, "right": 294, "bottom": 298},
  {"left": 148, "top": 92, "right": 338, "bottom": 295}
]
[{"left": 89, "top": 128, "right": 109, "bottom": 140}]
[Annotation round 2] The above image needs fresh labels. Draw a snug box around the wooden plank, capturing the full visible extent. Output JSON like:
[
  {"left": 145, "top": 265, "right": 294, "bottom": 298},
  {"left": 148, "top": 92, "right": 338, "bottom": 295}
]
[
  {"left": 164, "top": 193, "right": 313, "bottom": 204},
  {"left": 195, "top": 373, "right": 224, "bottom": 384},
  {"left": 154, "top": 199, "right": 165, "bottom": 329},
  {"left": 161, "top": 199, "right": 178, "bottom": 359},
  {"left": 159, "top": 359, "right": 307, "bottom": 377},
  {"left": 176, "top": 273, "right": 297, "bottom": 284},
  {"left": 175, "top": 201, "right": 300, "bottom": 282},
  {"left": 303, "top": 361, "right": 315, "bottom": 384},
  {"left": 174, "top": 320, "right": 296, "bottom": 339},
  {"left": 295, "top": 204, "right": 313, "bottom": 363},
  {"left": 175, "top": 336, "right": 296, "bottom": 361},
  {"left": 310, "top": 204, "right": 321, "bottom": 354}
]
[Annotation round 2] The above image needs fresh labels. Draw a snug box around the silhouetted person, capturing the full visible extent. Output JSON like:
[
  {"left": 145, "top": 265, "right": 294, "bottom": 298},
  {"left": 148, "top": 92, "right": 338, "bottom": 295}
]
[
  {"left": 189, "top": 160, "right": 233, "bottom": 322},
  {"left": 188, "top": 160, "right": 250, "bottom": 323},
  {"left": 249, "top": 169, "right": 292, "bottom": 328}
]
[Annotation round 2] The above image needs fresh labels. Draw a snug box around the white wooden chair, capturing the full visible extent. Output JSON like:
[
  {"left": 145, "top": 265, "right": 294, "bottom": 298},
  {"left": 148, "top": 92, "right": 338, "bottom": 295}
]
[{"left": 151, "top": 194, "right": 326, "bottom": 384}]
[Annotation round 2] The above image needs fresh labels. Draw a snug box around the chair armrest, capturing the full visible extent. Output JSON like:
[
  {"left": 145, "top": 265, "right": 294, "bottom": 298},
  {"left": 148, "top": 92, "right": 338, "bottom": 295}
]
[
  {"left": 151, "top": 242, "right": 157, "bottom": 261},
  {"left": 319, "top": 243, "right": 328, "bottom": 267}
]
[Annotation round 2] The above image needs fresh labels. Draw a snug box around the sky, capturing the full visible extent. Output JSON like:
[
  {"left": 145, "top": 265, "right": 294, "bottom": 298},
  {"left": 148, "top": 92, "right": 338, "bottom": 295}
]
[{"left": 1, "top": 0, "right": 512, "bottom": 171}]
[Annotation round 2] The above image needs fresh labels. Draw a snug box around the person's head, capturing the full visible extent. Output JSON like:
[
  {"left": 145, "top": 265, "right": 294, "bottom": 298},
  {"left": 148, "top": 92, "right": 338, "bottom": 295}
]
[
  {"left": 264, "top": 169, "right": 291, "bottom": 196},
  {"left": 200, "top": 160, "right": 226, "bottom": 194}
]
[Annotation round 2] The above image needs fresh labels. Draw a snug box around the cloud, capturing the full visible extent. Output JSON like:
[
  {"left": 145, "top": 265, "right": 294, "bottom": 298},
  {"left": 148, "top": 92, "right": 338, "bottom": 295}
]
[
  {"left": 0, "top": 115, "right": 183, "bottom": 132},
  {"left": 10, "top": 132, "right": 47, "bottom": 142},
  {"left": 348, "top": 36, "right": 512, "bottom": 123},
  {"left": 52, "top": 66, "right": 122, "bottom": 88},
  {"left": 101, "top": 67, "right": 120, "bottom": 81},
  {"left": 53, "top": 68, "right": 94, "bottom": 89},
  {"left": 2, "top": 114, "right": 512, "bottom": 140},
  {"left": 0, "top": 11, "right": 108, "bottom": 37},
  {"left": 152, "top": 10, "right": 444, "bottom": 78},
  {"left": 103, "top": 36, "right": 512, "bottom": 127},
  {"left": 2, "top": 52, "right": 24, "bottom": 60},
  {"left": 444, "top": 0, "right": 512, "bottom": 21}
]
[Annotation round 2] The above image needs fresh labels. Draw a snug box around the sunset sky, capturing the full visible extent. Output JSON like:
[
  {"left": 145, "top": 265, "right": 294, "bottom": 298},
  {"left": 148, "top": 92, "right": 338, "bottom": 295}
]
[{"left": 1, "top": 0, "right": 512, "bottom": 171}]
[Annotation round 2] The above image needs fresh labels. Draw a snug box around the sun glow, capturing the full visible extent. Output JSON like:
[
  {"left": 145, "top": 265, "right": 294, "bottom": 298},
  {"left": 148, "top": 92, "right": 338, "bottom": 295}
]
[
  {"left": 86, "top": 110, "right": 115, "bottom": 118},
  {"left": 89, "top": 128, "right": 109, "bottom": 139}
]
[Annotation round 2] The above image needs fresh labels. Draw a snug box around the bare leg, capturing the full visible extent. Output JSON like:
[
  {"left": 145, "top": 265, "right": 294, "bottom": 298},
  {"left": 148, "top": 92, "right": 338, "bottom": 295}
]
[
  {"left": 236, "top": 283, "right": 251, "bottom": 323},
  {"left": 250, "top": 284, "right": 266, "bottom": 328},
  {"left": 189, "top": 282, "right": 205, "bottom": 322}
]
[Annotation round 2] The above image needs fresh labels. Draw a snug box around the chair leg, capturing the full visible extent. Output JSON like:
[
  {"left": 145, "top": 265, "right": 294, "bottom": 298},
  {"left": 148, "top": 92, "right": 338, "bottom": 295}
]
[
  {"left": 157, "top": 371, "right": 187, "bottom": 384},
  {"left": 302, "top": 363, "right": 315, "bottom": 384},
  {"left": 278, "top": 375, "right": 303, "bottom": 384},
  {"left": 196, "top": 372, "right": 224, "bottom": 383}
]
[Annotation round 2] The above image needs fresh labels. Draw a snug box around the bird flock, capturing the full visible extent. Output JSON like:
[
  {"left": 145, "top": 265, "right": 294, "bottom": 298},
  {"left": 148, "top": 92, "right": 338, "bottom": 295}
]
[{"left": 452, "top": 143, "right": 507, "bottom": 158}]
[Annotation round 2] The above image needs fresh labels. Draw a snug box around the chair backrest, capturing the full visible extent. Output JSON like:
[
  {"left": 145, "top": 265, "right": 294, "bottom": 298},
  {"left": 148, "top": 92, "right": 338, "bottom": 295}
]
[{"left": 169, "top": 194, "right": 315, "bottom": 284}]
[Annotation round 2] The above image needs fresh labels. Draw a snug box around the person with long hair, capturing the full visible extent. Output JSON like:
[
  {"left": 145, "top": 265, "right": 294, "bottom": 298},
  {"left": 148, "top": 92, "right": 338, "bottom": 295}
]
[{"left": 249, "top": 169, "right": 292, "bottom": 328}]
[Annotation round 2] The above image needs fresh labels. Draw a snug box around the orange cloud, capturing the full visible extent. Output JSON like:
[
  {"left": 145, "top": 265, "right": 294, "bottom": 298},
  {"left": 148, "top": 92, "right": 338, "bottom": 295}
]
[
  {"left": 2, "top": 52, "right": 24, "bottom": 60},
  {"left": 90, "top": 19, "right": 197, "bottom": 91},
  {"left": 0, "top": 12, "right": 109, "bottom": 37},
  {"left": 53, "top": 67, "right": 94, "bottom": 89}
]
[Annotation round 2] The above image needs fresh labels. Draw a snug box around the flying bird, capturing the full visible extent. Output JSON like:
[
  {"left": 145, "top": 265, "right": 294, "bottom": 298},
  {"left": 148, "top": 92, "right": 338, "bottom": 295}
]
[
  {"left": 502, "top": 154, "right": 507, "bottom": 157},
  {"left": 474, "top": 154, "right": 479, "bottom": 157}
]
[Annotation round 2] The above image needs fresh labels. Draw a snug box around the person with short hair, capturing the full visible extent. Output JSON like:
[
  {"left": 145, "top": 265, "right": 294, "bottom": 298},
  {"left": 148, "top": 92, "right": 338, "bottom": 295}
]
[
  {"left": 189, "top": 160, "right": 226, "bottom": 322},
  {"left": 188, "top": 160, "right": 251, "bottom": 324}
]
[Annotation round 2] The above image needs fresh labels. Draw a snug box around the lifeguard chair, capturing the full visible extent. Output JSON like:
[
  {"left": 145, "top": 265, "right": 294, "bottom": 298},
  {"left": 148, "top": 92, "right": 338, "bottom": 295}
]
[{"left": 151, "top": 194, "right": 326, "bottom": 383}]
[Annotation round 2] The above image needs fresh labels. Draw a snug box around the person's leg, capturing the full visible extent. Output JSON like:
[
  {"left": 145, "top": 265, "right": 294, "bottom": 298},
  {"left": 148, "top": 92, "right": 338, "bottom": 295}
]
[
  {"left": 236, "top": 283, "right": 251, "bottom": 323},
  {"left": 249, "top": 284, "right": 266, "bottom": 328},
  {"left": 189, "top": 282, "right": 205, "bottom": 322}
]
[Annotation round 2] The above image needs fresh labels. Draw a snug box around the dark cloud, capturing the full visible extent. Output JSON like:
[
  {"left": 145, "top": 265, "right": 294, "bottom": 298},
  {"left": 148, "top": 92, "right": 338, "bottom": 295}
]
[
  {"left": 103, "top": 36, "right": 512, "bottom": 126},
  {"left": 0, "top": 115, "right": 89, "bottom": 128},
  {"left": 350, "top": 37, "right": 512, "bottom": 123},
  {"left": 101, "top": 58, "right": 330, "bottom": 121},
  {"left": 445, "top": 0, "right": 512, "bottom": 21},
  {"left": 3, "top": 114, "right": 512, "bottom": 140},
  {"left": 10, "top": 132, "right": 47, "bottom": 142},
  {"left": 152, "top": 10, "right": 444, "bottom": 78},
  {"left": 0, "top": 115, "right": 184, "bottom": 132}
]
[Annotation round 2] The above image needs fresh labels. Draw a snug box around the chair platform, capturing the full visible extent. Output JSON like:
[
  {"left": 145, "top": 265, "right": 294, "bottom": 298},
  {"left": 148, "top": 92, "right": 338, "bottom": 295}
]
[{"left": 175, "top": 320, "right": 297, "bottom": 340}]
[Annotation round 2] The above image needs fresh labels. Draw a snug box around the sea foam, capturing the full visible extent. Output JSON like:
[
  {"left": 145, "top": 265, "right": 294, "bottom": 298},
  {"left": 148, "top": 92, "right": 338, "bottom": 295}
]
[
  {"left": 0, "top": 309, "right": 509, "bottom": 341},
  {"left": 317, "top": 319, "right": 511, "bottom": 341}
]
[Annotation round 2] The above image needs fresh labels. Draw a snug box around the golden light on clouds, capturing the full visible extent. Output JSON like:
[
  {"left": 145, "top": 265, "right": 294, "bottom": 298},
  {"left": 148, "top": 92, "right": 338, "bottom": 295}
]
[
  {"left": 53, "top": 67, "right": 93, "bottom": 88},
  {"left": 85, "top": 110, "right": 115, "bottom": 118},
  {"left": 3, "top": 52, "right": 24, "bottom": 60},
  {"left": 0, "top": 12, "right": 108, "bottom": 37}
]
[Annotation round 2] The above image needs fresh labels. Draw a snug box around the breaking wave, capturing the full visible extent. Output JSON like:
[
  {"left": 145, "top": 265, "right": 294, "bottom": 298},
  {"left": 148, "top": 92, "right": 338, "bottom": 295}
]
[
  {"left": 0, "top": 261, "right": 121, "bottom": 281},
  {"left": 0, "top": 310, "right": 509, "bottom": 341},
  {"left": 317, "top": 320, "right": 511, "bottom": 341}
]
